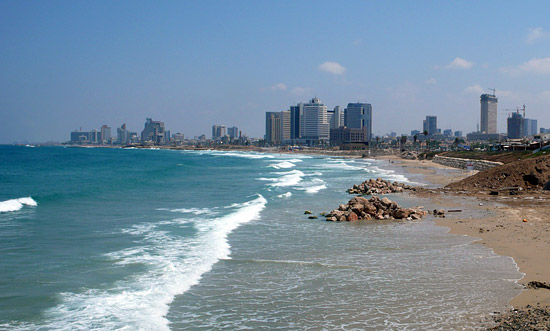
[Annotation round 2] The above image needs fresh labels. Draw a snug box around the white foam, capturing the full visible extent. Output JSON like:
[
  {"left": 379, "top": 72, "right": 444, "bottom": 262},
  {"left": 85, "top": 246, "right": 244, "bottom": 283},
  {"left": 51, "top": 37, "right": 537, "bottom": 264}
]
[
  {"left": 319, "top": 160, "right": 364, "bottom": 171},
  {"left": 0, "top": 197, "right": 37, "bottom": 213},
  {"left": 166, "top": 207, "right": 215, "bottom": 215},
  {"left": 259, "top": 170, "right": 305, "bottom": 187},
  {"left": 277, "top": 192, "right": 292, "bottom": 198},
  {"left": 298, "top": 178, "right": 327, "bottom": 194},
  {"left": 39, "top": 195, "right": 267, "bottom": 331},
  {"left": 268, "top": 161, "right": 297, "bottom": 169},
  {"left": 367, "top": 166, "right": 411, "bottom": 183}
]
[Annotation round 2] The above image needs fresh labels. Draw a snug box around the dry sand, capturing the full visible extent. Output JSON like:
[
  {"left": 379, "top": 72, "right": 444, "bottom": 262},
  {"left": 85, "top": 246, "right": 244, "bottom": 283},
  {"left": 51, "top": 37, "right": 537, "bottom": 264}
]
[{"left": 375, "top": 155, "right": 550, "bottom": 309}]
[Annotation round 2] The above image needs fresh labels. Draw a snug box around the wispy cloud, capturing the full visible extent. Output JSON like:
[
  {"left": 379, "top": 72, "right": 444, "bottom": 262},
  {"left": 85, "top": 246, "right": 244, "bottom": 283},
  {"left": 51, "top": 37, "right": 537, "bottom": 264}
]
[
  {"left": 271, "top": 83, "right": 287, "bottom": 91},
  {"left": 526, "top": 27, "right": 547, "bottom": 44},
  {"left": 319, "top": 61, "right": 347, "bottom": 75},
  {"left": 501, "top": 57, "right": 550, "bottom": 75},
  {"left": 425, "top": 78, "right": 437, "bottom": 85},
  {"left": 464, "top": 84, "right": 484, "bottom": 94},
  {"left": 446, "top": 57, "right": 473, "bottom": 69},
  {"left": 291, "top": 86, "right": 313, "bottom": 96}
]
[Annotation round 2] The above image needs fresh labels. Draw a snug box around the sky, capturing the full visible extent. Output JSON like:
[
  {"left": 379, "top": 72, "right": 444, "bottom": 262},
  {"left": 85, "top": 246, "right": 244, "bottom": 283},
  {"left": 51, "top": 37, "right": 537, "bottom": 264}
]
[{"left": 1, "top": 0, "right": 550, "bottom": 143}]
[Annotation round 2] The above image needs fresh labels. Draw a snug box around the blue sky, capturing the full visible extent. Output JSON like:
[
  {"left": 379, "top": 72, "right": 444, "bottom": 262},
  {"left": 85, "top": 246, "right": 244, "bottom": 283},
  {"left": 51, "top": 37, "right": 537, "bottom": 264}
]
[{"left": 1, "top": 0, "right": 549, "bottom": 143}]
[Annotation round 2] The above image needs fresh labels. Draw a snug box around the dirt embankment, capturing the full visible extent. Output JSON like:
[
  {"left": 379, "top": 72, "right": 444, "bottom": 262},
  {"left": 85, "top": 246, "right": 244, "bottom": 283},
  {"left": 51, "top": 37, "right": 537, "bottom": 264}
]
[
  {"left": 445, "top": 154, "right": 550, "bottom": 191},
  {"left": 439, "top": 151, "right": 533, "bottom": 164}
]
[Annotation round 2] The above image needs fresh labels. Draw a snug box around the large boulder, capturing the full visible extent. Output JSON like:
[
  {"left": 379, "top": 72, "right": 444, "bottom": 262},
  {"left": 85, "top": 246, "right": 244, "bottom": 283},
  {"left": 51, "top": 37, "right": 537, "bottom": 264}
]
[{"left": 347, "top": 212, "right": 359, "bottom": 221}]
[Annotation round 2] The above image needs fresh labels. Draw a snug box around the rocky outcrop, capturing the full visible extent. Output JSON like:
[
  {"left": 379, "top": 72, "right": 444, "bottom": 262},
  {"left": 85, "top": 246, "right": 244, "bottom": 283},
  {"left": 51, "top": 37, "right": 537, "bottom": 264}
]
[
  {"left": 347, "top": 178, "right": 412, "bottom": 195},
  {"left": 325, "top": 196, "right": 427, "bottom": 222}
]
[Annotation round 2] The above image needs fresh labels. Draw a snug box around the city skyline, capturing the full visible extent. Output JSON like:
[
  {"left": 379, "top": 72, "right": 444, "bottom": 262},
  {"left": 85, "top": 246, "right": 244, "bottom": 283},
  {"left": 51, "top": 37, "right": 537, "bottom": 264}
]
[{"left": 1, "top": 1, "right": 550, "bottom": 143}]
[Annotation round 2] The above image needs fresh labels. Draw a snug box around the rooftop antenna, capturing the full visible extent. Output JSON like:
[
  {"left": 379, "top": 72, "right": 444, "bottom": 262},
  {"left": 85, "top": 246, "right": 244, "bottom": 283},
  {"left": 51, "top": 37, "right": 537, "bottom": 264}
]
[
  {"left": 522, "top": 104, "right": 526, "bottom": 117},
  {"left": 488, "top": 88, "right": 496, "bottom": 96}
]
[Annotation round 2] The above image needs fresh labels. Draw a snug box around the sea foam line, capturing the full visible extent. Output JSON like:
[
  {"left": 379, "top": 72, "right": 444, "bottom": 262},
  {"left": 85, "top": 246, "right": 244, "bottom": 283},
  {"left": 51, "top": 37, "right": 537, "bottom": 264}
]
[
  {"left": 0, "top": 197, "right": 37, "bottom": 213},
  {"left": 36, "top": 195, "right": 267, "bottom": 331}
]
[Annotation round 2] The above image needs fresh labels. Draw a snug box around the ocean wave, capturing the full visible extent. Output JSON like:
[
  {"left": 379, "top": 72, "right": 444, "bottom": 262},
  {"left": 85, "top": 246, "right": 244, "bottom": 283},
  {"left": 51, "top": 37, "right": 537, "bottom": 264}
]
[
  {"left": 319, "top": 160, "right": 364, "bottom": 171},
  {"left": 38, "top": 195, "right": 267, "bottom": 331},
  {"left": 0, "top": 197, "right": 37, "bottom": 213},
  {"left": 298, "top": 178, "right": 327, "bottom": 194},
  {"left": 259, "top": 170, "right": 304, "bottom": 187},
  {"left": 157, "top": 207, "right": 216, "bottom": 215},
  {"left": 367, "top": 166, "right": 411, "bottom": 183},
  {"left": 268, "top": 161, "right": 297, "bottom": 169},
  {"left": 277, "top": 192, "right": 292, "bottom": 198}
]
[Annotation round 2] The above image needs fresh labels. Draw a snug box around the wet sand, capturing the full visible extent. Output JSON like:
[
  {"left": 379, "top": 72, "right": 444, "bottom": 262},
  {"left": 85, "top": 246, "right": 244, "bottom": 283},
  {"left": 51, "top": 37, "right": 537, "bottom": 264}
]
[{"left": 375, "top": 155, "right": 550, "bottom": 309}]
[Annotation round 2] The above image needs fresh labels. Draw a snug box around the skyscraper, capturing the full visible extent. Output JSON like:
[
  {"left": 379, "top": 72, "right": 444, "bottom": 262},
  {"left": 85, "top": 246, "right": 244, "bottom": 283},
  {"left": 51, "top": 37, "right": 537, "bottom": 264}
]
[
  {"left": 423, "top": 116, "right": 437, "bottom": 135},
  {"left": 289, "top": 103, "right": 303, "bottom": 140},
  {"left": 507, "top": 112, "right": 523, "bottom": 139},
  {"left": 523, "top": 118, "right": 537, "bottom": 137},
  {"left": 141, "top": 118, "right": 166, "bottom": 144},
  {"left": 100, "top": 125, "right": 111, "bottom": 144},
  {"left": 328, "top": 106, "right": 344, "bottom": 129},
  {"left": 265, "top": 112, "right": 282, "bottom": 145},
  {"left": 211, "top": 125, "right": 226, "bottom": 139},
  {"left": 344, "top": 103, "right": 372, "bottom": 141},
  {"left": 117, "top": 124, "right": 130, "bottom": 145},
  {"left": 480, "top": 94, "right": 498, "bottom": 134},
  {"left": 300, "top": 97, "right": 329, "bottom": 143},
  {"left": 228, "top": 126, "right": 239, "bottom": 139}
]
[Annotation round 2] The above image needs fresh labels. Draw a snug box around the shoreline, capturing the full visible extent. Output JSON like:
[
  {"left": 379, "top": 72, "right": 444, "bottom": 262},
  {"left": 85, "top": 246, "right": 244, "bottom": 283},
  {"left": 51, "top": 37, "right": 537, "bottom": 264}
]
[
  {"left": 377, "top": 155, "right": 550, "bottom": 309},
  {"left": 63, "top": 145, "right": 550, "bottom": 317}
]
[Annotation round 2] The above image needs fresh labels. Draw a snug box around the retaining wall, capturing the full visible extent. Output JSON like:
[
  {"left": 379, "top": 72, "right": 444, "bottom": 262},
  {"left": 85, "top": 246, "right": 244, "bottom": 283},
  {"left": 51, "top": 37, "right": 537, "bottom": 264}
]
[{"left": 432, "top": 155, "right": 503, "bottom": 171}]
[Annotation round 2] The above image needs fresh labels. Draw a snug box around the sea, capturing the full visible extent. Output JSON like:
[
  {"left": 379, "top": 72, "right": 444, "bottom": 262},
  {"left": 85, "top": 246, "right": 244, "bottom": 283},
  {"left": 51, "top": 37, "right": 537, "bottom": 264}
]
[{"left": 0, "top": 145, "right": 523, "bottom": 330}]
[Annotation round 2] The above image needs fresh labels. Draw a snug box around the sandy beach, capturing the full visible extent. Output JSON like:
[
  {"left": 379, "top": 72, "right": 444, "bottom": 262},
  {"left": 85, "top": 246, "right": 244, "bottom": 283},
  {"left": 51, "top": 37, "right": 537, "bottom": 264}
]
[{"left": 375, "top": 155, "right": 550, "bottom": 310}]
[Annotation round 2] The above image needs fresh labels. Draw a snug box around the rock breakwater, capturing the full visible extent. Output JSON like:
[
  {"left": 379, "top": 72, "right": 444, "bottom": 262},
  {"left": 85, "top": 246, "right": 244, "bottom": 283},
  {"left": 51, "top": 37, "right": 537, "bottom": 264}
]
[
  {"left": 347, "top": 178, "right": 413, "bottom": 195},
  {"left": 325, "top": 196, "right": 427, "bottom": 222}
]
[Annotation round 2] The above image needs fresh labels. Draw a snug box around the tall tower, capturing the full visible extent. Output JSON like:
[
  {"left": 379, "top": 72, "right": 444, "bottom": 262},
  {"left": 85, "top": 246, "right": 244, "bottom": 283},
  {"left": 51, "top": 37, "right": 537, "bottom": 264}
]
[
  {"left": 344, "top": 103, "right": 372, "bottom": 141},
  {"left": 480, "top": 93, "right": 498, "bottom": 133}
]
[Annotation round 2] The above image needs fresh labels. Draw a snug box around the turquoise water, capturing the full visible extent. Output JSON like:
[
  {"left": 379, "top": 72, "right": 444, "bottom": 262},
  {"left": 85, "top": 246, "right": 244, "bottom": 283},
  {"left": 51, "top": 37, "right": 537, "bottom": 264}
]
[{"left": 0, "top": 146, "right": 522, "bottom": 330}]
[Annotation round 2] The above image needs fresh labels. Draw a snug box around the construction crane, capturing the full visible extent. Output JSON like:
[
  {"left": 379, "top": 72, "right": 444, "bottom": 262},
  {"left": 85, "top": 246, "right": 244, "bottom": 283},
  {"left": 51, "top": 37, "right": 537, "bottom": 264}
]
[
  {"left": 503, "top": 105, "right": 526, "bottom": 117},
  {"left": 488, "top": 88, "right": 496, "bottom": 96}
]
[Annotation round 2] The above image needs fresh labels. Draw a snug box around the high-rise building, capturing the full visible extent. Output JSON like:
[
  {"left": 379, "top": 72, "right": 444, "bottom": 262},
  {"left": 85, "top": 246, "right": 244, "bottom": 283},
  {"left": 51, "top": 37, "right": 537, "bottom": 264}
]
[
  {"left": 289, "top": 103, "right": 303, "bottom": 140},
  {"left": 507, "top": 112, "right": 523, "bottom": 139},
  {"left": 300, "top": 98, "right": 330, "bottom": 143},
  {"left": 541, "top": 128, "right": 550, "bottom": 134},
  {"left": 454, "top": 131, "right": 463, "bottom": 137},
  {"left": 281, "top": 110, "right": 291, "bottom": 142},
  {"left": 480, "top": 94, "right": 498, "bottom": 134},
  {"left": 443, "top": 129, "right": 453, "bottom": 137},
  {"left": 328, "top": 106, "right": 345, "bottom": 129},
  {"left": 265, "top": 112, "right": 282, "bottom": 145},
  {"left": 423, "top": 116, "right": 437, "bottom": 135},
  {"left": 211, "top": 125, "right": 226, "bottom": 140},
  {"left": 228, "top": 126, "right": 239, "bottom": 139},
  {"left": 265, "top": 111, "right": 291, "bottom": 145},
  {"left": 523, "top": 118, "right": 537, "bottom": 137},
  {"left": 141, "top": 118, "right": 166, "bottom": 144},
  {"left": 344, "top": 103, "right": 372, "bottom": 141},
  {"left": 117, "top": 123, "right": 130, "bottom": 145},
  {"left": 100, "top": 125, "right": 111, "bottom": 144}
]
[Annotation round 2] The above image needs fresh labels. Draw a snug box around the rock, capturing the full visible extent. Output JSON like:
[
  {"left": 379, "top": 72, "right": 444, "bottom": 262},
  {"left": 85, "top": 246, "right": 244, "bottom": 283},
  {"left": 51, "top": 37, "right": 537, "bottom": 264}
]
[
  {"left": 393, "top": 209, "right": 410, "bottom": 219},
  {"left": 304, "top": 210, "right": 312, "bottom": 214},
  {"left": 308, "top": 216, "right": 318, "bottom": 219},
  {"left": 364, "top": 204, "right": 377, "bottom": 215},
  {"left": 326, "top": 216, "right": 337, "bottom": 222},
  {"left": 339, "top": 204, "right": 348, "bottom": 211},
  {"left": 347, "top": 178, "right": 413, "bottom": 196},
  {"left": 380, "top": 197, "right": 392, "bottom": 207},
  {"left": 320, "top": 212, "right": 326, "bottom": 216},
  {"left": 544, "top": 180, "right": 550, "bottom": 190},
  {"left": 347, "top": 212, "right": 359, "bottom": 221},
  {"left": 527, "top": 281, "right": 550, "bottom": 290}
]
